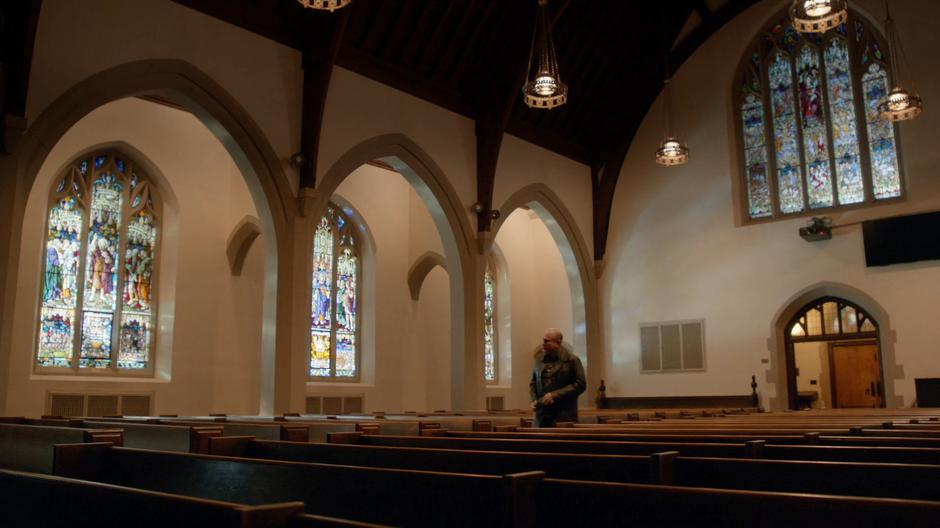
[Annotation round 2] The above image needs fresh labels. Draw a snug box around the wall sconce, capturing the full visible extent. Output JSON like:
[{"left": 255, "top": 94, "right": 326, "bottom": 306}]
[{"left": 289, "top": 152, "right": 307, "bottom": 168}]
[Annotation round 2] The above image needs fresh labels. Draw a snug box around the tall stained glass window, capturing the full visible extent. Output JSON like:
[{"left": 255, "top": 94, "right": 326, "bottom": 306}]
[
  {"left": 483, "top": 263, "right": 497, "bottom": 383},
  {"left": 735, "top": 12, "right": 903, "bottom": 221},
  {"left": 37, "top": 151, "right": 160, "bottom": 374},
  {"left": 310, "top": 204, "right": 359, "bottom": 380}
]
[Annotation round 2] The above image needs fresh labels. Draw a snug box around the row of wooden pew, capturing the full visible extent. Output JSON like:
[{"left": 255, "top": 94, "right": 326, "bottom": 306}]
[{"left": 3, "top": 409, "right": 940, "bottom": 525}]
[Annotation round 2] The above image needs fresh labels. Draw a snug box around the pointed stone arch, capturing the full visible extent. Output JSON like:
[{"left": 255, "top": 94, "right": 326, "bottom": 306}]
[
  {"left": 408, "top": 251, "right": 448, "bottom": 301},
  {"left": 227, "top": 216, "right": 262, "bottom": 276},
  {"left": 302, "top": 133, "right": 481, "bottom": 410},
  {"left": 490, "top": 182, "right": 600, "bottom": 404},
  {"left": 0, "top": 59, "right": 294, "bottom": 413}
]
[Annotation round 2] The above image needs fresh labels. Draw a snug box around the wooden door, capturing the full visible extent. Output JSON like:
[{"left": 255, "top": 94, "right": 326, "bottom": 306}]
[{"left": 831, "top": 344, "right": 884, "bottom": 408}]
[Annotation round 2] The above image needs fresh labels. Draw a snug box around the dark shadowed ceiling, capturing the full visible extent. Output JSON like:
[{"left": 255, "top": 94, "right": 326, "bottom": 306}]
[{"left": 171, "top": 0, "right": 758, "bottom": 169}]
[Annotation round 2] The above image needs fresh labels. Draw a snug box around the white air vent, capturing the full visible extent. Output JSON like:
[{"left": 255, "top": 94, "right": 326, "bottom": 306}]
[
  {"left": 46, "top": 392, "right": 154, "bottom": 417},
  {"left": 306, "top": 395, "right": 364, "bottom": 414},
  {"left": 486, "top": 396, "right": 505, "bottom": 411},
  {"left": 640, "top": 320, "right": 705, "bottom": 373}
]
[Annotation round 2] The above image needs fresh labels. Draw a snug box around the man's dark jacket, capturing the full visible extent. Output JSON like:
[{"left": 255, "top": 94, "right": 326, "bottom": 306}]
[{"left": 529, "top": 345, "right": 586, "bottom": 427}]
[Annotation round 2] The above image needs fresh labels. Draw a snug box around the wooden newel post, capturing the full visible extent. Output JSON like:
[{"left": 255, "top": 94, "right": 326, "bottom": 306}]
[
  {"left": 750, "top": 375, "right": 759, "bottom": 408},
  {"left": 595, "top": 379, "right": 607, "bottom": 409}
]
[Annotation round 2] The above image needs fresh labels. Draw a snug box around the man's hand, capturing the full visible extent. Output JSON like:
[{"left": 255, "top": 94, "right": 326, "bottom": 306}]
[
  {"left": 541, "top": 392, "right": 555, "bottom": 405},
  {"left": 530, "top": 400, "right": 538, "bottom": 411}
]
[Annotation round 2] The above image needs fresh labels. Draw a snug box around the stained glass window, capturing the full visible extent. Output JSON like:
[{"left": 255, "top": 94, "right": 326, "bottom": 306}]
[
  {"left": 736, "top": 11, "right": 903, "bottom": 221},
  {"left": 309, "top": 205, "right": 360, "bottom": 380},
  {"left": 788, "top": 297, "right": 877, "bottom": 340},
  {"left": 36, "top": 152, "right": 160, "bottom": 374},
  {"left": 483, "top": 263, "right": 497, "bottom": 383}
]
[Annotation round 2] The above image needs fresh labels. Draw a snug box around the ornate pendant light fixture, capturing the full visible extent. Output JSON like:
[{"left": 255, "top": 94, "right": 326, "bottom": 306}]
[
  {"left": 790, "top": 0, "right": 848, "bottom": 34},
  {"left": 655, "top": 78, "right": 688, "bottom": 166},
  {"left": 878, "top": 1, "right": 923, "bottom": 122},
  {"left": 523, "top": 0, "right": 567, "bottom": 110},
  {"left": 297, "top": 0, "right": 351, "bottom": 12}
]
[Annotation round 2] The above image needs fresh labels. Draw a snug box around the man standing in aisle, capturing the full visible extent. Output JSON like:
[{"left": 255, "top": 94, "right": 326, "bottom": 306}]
[{"left": 530, "top": 328, "right": 586, "bottom": 427}]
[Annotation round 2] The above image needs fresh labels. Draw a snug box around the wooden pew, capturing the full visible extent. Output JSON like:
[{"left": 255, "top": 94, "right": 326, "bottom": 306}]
[
  {"left": 54, "top": 443, "right": 541, "bottom": 527},
  {"left": 83, "top": 420, "right": 222, "bottom": 453},
  {"left": 209, "top": 436, "right": 661, "bottom": 484},
  {"left": 538, "top": 478, "right": 940, "bottom": 526},
  {"left": 0, "top": 468, "right": 311, "bottom": 527},
  {"left": 164, "top": 420, "right": 310, "bottom": 442},
  {"left": 451, "top": 429, "right": 940, "bottom": 448},
  {"left": 330, "top": 431, "right": 940, "bottom": 465},
  {"left": 327, "top": 431, "right": 751, "bottom": 457},
  {"left": 0, "top": 423, "right": 123, "bottom": 473},
  {"left": 312, "top": 435, "right": 940, "bottom": 500}
]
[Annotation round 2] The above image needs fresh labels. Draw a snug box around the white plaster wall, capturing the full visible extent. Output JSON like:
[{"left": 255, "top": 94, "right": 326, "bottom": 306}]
[
  {"left": 601, "top": 0, "right": 940, "bottom": 409},
  {"left": 494, "top": 134, "right": 594, "bottom": 260},
  {"left": 493, "top": 208, "right": 574, "bottom": 409},
  {"left": 8, "top": 97, "right": 262, "bottom": 416},
  {"left": 413, "top": 267, "right": 452, "bottom": 411},
  {"left": 29, "top": 0, "right": 302, "bottom": 192}
]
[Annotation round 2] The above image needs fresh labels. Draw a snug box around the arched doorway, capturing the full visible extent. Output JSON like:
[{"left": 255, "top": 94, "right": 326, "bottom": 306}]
[{"left": 785, "top": 297, "right": 883, "bottom": 410}]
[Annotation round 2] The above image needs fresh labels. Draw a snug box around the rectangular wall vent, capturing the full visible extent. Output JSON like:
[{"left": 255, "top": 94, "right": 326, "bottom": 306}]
[
  {"left": 46, "top": 392, "right": 154, "bottom": 417},
  {"left": 49, "top": 394, "right": 85, "bottom": 417},
  {"left": 640, "top": 320, "right": 706, "bottom": 373},
  {"left": 306, "top": 395, "right": 365, "bottom": 414},
  {"left": 86, "top": 395, "right": 119, "bottom": 417},
  {"left": 486, "top": 396, "right": 505, "bottom": 411},
  {"left": 120, "top": 395, "right": 153, "bottom": 416}
]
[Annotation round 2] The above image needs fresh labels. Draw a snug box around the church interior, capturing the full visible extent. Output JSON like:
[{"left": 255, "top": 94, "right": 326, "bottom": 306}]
[{"left": 2, "top": 0, "right": 940, "bottom": 525}]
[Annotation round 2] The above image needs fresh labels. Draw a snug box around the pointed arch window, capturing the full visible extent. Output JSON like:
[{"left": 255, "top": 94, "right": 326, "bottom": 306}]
[
  {"left": 36, "top": 151, "right": 160, "bottom": 375},
  {"left": 310, "top": 204, "right": 360, "bottom": 380},
  {"left": 736, "top": 12, "right": 903, "bottom": 221},
  {"left": 788, "top": 297, "right": 877, "bottom": 340},
  {"left": 483, "top": 261, "right": 497, "bottom": 383}
]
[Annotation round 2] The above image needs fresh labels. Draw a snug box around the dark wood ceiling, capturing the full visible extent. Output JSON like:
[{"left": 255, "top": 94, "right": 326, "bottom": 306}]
[{"left": 172, "top": 0, "right": 757, "bottom": 169}]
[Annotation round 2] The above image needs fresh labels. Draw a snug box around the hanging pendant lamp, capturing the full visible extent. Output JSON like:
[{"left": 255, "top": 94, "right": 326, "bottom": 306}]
[
  {"left": 790, "top": 0, "right": 848, "bottom": 34},
  {"left": 297, "top": 0, "right": 351, "bottom": 12},
  {"left": 522, "top": 0, "right": 567, "bottom": 110},
  {"left": 655, "top": 77, "right": 689, "bottom": 166},
  {"left": 878, "top": 1, "right": 923, "bottom": 122}
]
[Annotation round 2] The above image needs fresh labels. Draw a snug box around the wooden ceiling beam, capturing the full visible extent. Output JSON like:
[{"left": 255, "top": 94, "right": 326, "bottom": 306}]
[
  {"left": 590, "top": 2, "right": 694, "bottom": 261},
  {"left": 0, "top": 0, "right": 42, "bottom": 153},
  {"left": 298, "top": 7, "right": 351, "bottom": 189},
  {"left": 671, "top": 0, "right": 759, "bottom": 76}
]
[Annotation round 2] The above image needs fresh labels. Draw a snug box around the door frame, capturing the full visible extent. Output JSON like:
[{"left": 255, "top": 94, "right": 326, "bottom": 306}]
[{"left": 783, "top": 296, "right": 881, "bottom": 410}]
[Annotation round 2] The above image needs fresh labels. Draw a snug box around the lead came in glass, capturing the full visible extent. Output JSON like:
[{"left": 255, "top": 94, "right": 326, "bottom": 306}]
[
  {"left": 310, "top": 216, "right": 333, "bottom": 377},
  {"left": 741, "top": 94, "right": 773, "bottom": 218},
  {"left": 824, "top": 39, "right": 865, "bottom": 205},
  {"left": 797, "top": 46, "right": 834, "bottom": 209},
  {"left": 484, "top": 266, "right": 497, "bottom": 381},
  {"left": 120, "top": 210, "right": 157, "bottom": 369},
  {"left": 309, "top": 206, "right": 360, "bottom": 379},
  {"left": 36, "top": 152, "right": 161, "bottom": 373},
  {"left": 862, "top": 63, "right": 902, "bottom": 200},
  {"left": 740, "top": 15, "right": 903, "bottom": 221},
  {"left": 769, "top": 52, "right": 805, "bottom": 214}
]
